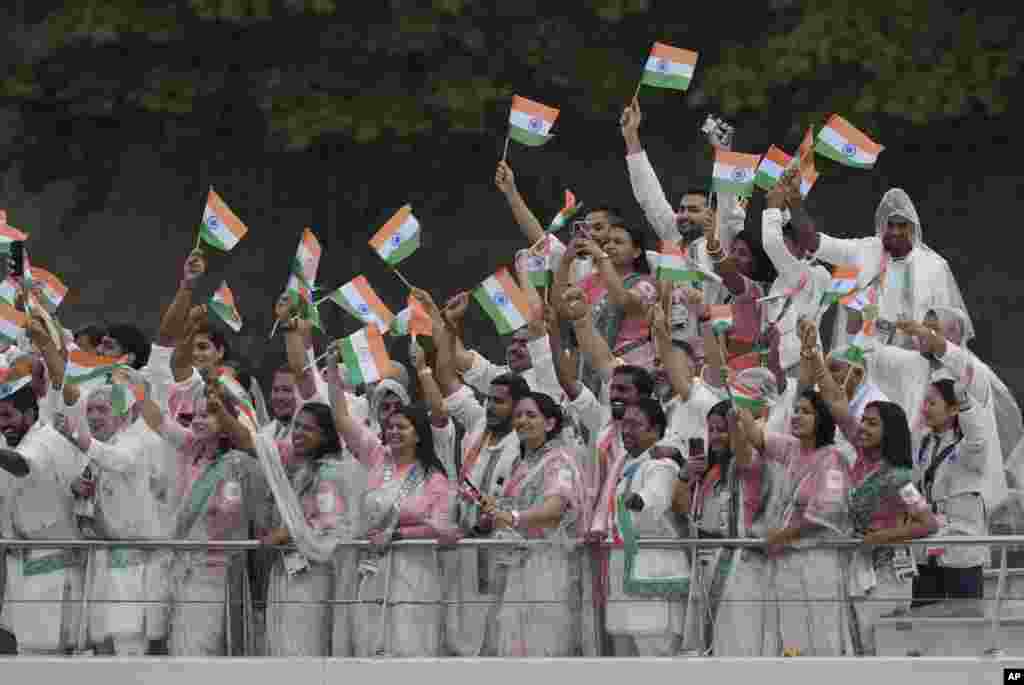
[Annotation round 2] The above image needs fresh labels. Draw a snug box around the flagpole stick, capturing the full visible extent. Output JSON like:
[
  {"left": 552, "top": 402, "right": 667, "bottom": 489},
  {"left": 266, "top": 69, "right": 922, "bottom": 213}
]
[
  {"left": 303, "top": 349, "right": 331, "bottom": 373},
  {"left": 389, "top": 266, "right": 414, "bottom": 291},
  {"left": 268, "top": 318, "right": 281, "bottom": 340},
  {"left": 632, "top": 79, "right": 642, "bottom": 102},
  {"left": 194, "top": 231, "right": 202, "bottom": 252},
  {"left": 501, "top": 134, "right": 510, "bottom": 163}
]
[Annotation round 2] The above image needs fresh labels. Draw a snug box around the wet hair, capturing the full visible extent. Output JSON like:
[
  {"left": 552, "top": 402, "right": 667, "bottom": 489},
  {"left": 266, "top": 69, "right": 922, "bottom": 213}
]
[
  {"left": 294, "top": 402, "right": 342, "bottom": 459},
  {"left": 632, "top": 397, "right": 667, "bottom": 439},
  {"left": 586, "top": 206, "right": 626, "bottom": 226},
  {"left": 930, "top": 379, "right": 962, "bottom": 439},
  {"left": 706, "top": 400, "right": 734, "bottom": 468},
  {"left": 105, "top": 323, "right": 151, "bottom": 369},
  {"left": 613, "top": 364, "right": 655, "bottom": 399},
  {"left": 2, "top": 384, "right": 38, "bottom": 418},
  {"left": 194, "top": 323, "right": 231, "bottom": 361},
  {"left": 798, "top": 387, "right": 836, "bottom": 449},
  {"left": 387, "top": 404, "right": 448, "bottom": 478},
  {"left": 607, "top": 221, "right": 651, "bottom": 274},
  {"left": 75, "top": 323, "right": 107, "bottom": 345},
  {"left": 864, "top": 400, "right": 913, "bottom": 469},
  {"left": 520, "top": 392, "right": 565, "bottom": 442},
  {"left": 491, "top": 373, "right": 531, "bottom": 402},
  {"left": 682, "top": 188, "right": 710, "bottom": 203},
  {"left": 731, "top": 229, "right": 777, "bottom": 285}
]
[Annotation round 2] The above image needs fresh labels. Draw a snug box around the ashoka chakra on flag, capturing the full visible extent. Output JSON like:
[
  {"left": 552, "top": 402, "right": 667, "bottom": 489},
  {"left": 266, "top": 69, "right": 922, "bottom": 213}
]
[
  {"left": 358, "top": 303, "right": 370, "bottom": 314},
  {"left": 494, "top": 293, "right": 508, "bottom": 306},
  {"left": 528, "top": 117, "right": 542, "bottom": 131},
  {"left": 732, "top": 169, "right": 748, "bottom": 181},
  {"left": 390, "top": 234, "right": 402, "bottom": 247},
  {"left": 528, "top": 256, "right": 545, "bottom": 269},
  {"left": 843, "top": 143, "right": 856, "bottom": 156},
  {"left": 207, "top": 215, "right": 219, "bottom": 228},
  {"left": 657, "top": 58, "right": 669, "bottom": 72}
]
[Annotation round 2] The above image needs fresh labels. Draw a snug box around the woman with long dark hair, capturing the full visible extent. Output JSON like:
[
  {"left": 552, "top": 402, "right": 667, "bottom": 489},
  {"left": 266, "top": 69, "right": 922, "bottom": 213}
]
[
  {"left": 807, "top": 341, "right": 939, "bottom": 655},
  {"left": 480, "top": 391, "right": 585, "bottom": 656},
  {"left": 733, "top": 372, "right": 852, "bottom": 655},
  {"left": 251, "top": 401, "right": 368, "bottom": 656},
  {"left": 140, "top": 379, "right": 270, "bottom": 656},
  {"left": 326, "top": 349, "right": 449, "bottom": 657}
]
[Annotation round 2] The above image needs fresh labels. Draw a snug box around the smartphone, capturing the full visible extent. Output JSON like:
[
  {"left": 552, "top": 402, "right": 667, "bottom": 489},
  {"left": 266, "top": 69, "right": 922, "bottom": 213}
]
[{"left": 8, "top": 241, "right": 24, "bottom": 278}]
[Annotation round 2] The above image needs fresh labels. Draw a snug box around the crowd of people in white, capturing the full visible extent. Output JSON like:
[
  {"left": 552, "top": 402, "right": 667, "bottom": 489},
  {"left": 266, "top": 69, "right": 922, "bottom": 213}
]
[{"left": 0, "top": 100, "right": 1021, "bottom": 659}]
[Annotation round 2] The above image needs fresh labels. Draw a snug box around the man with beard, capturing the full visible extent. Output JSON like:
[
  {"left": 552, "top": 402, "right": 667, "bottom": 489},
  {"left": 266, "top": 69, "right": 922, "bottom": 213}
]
[
  {"left": 0, "top": 324, "right": 95, "bottom": 655},
  {"left": 791, "top": 187, "right": 971, "bottom": 352},
  {"left": 56, "top": 383, "right": 162, "bottom": 655},
  {"left": 430, "top": 296, "right": 532, "bottom": 656}
]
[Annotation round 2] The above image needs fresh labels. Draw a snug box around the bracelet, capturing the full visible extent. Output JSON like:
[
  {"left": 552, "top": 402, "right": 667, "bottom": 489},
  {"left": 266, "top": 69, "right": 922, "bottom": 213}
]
[
  {"left": 511, "top": 510, "right": 522, "bottom": 529},
  {"left": 418, "top": 368, "right": 433, "bottom": 376}
]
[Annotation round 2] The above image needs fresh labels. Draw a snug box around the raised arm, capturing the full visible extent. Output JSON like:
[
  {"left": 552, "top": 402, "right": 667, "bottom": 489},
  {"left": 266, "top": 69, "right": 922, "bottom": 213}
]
[
  {"left": 704, "top": 211, "right": 749, "bottom": 298},
  {"left": 762, "top": 178, "right": 805, "bottom": 286},
  {"left": 578, "top": 237, "right": 648, "bottom": 317},
  {"left": 411, "top": 338, "right": 448, "bottom": 428},
  {"left": 621, "top": 98, "right": 681, "bottom": 242},
  {"left": 736, "top": 407, "right": 766, "bottom": 454},
  {"left": 563, "top": 286, "right": 615, "bottom": 381},
  {"left": 325, "top": 344, "right": 384, "bottom": 468},
  {"left": 651, "top": 293, "right": 693, "bottom": 402},
  {"left": 494, "top": 161, "right": 547, "bottom": 247},
  {"left": 548, "top": 305, "right": 581, "bottom": 401},
  {"left": 275, "top": 294, "right": 319, "bottom": 401},
  {"left": 170, "top": 305, "right": 205, "bottom": 383},
  {"left": 157, "top": 250, "right": 206, "bottom": 347}
]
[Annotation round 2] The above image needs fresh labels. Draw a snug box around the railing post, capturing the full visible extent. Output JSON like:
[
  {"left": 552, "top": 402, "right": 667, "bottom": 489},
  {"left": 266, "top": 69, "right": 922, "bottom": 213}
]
[{"left": 986, "top": 541, "right": 1009, "bottom": 657}]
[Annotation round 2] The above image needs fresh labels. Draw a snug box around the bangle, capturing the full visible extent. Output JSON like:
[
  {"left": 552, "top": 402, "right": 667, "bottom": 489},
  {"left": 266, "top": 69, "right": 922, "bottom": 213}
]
[{"left": 511, "top": 510, "right": 522, "bottom": 529}]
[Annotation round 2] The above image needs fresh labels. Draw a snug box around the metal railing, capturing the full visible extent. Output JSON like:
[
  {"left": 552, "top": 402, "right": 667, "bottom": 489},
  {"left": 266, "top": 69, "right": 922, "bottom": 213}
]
[{"left": 0, "top": 535, "right": 1021, "bottom": 657}]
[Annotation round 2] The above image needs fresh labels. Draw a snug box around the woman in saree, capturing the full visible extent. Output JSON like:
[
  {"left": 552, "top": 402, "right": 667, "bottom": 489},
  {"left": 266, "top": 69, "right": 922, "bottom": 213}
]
[
  {"left": 327, "top": 348, "right": 450, "bottom": 657},
  {"left": 480, "top": 392, "right": 586, "bottom": 657},
  {"left": 802, "top": 330, "right": 939, "bottom": 655},
  {"left": 140, "top": 382, "right": 270, "bottom": 656},
  {"left": 249, "top": 401, "right": 368, "bottom": 656},
  {"left": 732, "top": 376, "right": 853, "bottom": 656}
]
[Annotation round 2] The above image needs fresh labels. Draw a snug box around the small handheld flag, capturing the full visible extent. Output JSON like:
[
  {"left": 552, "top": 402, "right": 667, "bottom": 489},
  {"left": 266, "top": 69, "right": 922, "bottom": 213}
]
[
  {"left": 369, "top": 204, "right": 421, "bottom": 270},
  {"left": 815, "top": 115, "right": 884, "bottom": 169},
  {"left": 338, "top": 325, "right": 395, "bottom": 385},
  {"left": 474, "top": 267, "right": 531, "bottom": 335},
  {"left": 548, "top": 189, "right": 582, "bottom": 233},
  {"left": 638, "top": 42, "right": 699, "bottom": 95},
  {"left": 326, "top": 275, "right": 395, "bottom": 332},
  {"left": 390, "top": 295, "right": 432, "bottom": 338},
  {"left": 711, "top": 150, "right": 760, "bottom": 197},
  {"left": 208, "top": 281, "right": 243, "bottom": 333},
  {"left": 199, "top": 188, "right": 248, "bottom": 252},
  {"left": 507, "top": 95, "right": 559, "bottom": 150}
]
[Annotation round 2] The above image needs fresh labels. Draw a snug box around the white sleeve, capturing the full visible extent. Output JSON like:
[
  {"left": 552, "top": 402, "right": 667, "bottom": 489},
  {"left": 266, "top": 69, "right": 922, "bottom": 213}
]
[
  {"left": 461, "top": 350, "right": 505, "bottom": 396},
  {"left": 430, "top": 418, "right": 458, "bottom": 481},
  {"left": 306, "top": 346, "right": 330, "bottom": 402},
  {"left": 716, "top": 192, "right": 746, "bottom": 255},
  {"left": 937, "top": 343, "right": 991, "bottom": 408},
  {"left": 444, "top": 384, "right": 486, "bottom": 435},
  {"left": 761, "top": 208, "right": 805, "bottom": 287},
  {"left": 569, "top": 381, "right": 608, "bottom": 451},
  {"left": 633, "top": 459, "right": 679, "bottom": 517},
  {"left": 140, "top": 344, "right": 175, "bottom": 411},
  {"left": 525, "top": 334, "right": 561, "bottom": 400},
  {"left": 626, "top": 150, "right": 681, "bottom": 242},
  {"left": 813, "top": 233, "right": 872, "bottom": 267},
  {"left": 86, "top": 439, "right": 139, "bottom": 475}
]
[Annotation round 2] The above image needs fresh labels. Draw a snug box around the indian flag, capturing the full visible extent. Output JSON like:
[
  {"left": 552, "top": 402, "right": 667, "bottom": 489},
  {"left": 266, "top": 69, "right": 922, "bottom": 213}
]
[
  {"left": 215, "top": 368, "right": 259, "bottom": 433},
  {"left": 208, "top": 281, "right": 243, "bottom": 333},
  {"left": 508, "top": 95, "right": 559, "bottom": 147},
  {"left": 199, "top": 188, "right": 248, "bottom": 252},
  {"left": 548, "top": 189, "right": 581, "bottom": 232},
  {"left": 708, "top": 304, "right": 734, "bottom": 336},
  {"left": 731, "top": 381, "right": 765, "bottom": 413},
  {"left": 369, "top": 204, "right": 420, "bottom": 266},
  {"left": 525, "top": 237, "right": 553, "bottom": 288},
  {"left": 328, "top": 275, "right": 395, "bottom": 331},
  {"left": 754, "top": 146, "right": 793, "bottom": 191},
  {"left": 0, "top": 303, "right": 26, "bottom": 345},
  {"left": 823, "top": 265, "right": 860, "bottom": 303},
  {"left": 285, "top": 273, "right": 322, "bottom": 331},
  {"left": 28, "top": 267, "right": 67, "bottom": 310},
  {"left": 109, "top": 382, "right": 144, "bottom": 417},
  {"left": 712, "top": 150, "right": 760, "bottom": 197},
  {"left": 0, "top": 211, "right": 27, "bottom": 253},
  {"left": 390, "top": 295, "right": 432, "bottom": 338},
  {"left": 65, "top": 350, "right": 130, "bottom": 385},
  {"left": 640, "top": 42, "right": 698, "bottom": 91},
  {"left": 728, "top": 351, "right": 762, "bottom": 373},
  {"left": 815, "top": 115, "right": 884, "bottom": 169},
  {"left": 339, "top": 325, "right": 394, "bottom": 386},
  {"left": 656, "top": 241, "right": 703, "bottom": 283},
  {"left": 292, "top": 228, "right": 322, "bottom": 287},
  {"left": 474, "top": 267, "right": 531, "bottom": 335}
]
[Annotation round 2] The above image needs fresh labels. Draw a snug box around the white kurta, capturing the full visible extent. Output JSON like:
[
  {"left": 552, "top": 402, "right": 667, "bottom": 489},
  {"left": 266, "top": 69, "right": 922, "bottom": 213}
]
[{"left": 1, "top": 422, "right": 88, "bottom": 653}]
